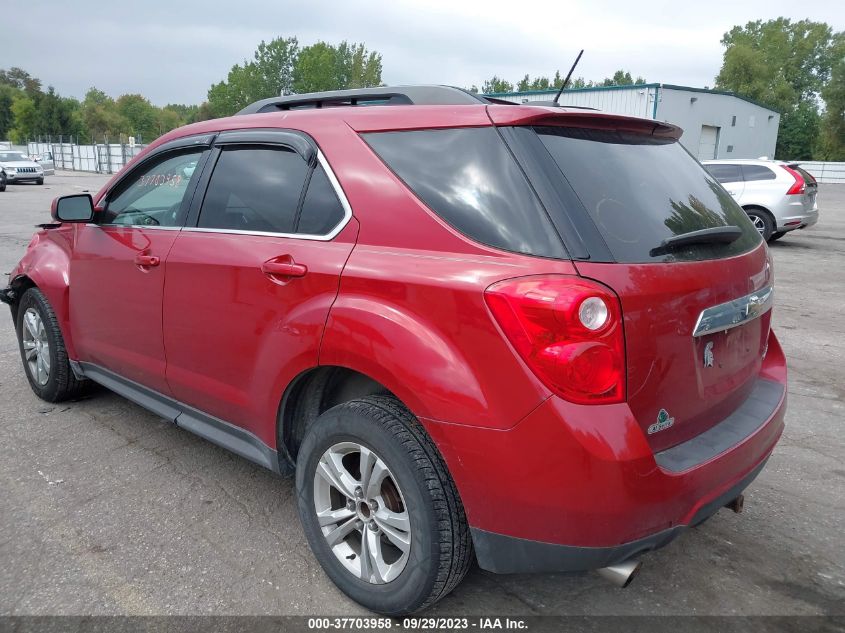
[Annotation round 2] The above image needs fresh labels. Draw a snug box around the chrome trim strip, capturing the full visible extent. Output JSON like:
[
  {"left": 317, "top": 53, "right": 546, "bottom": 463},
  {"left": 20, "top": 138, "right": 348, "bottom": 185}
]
[
  {"left": 692, "top": 285, "right": 774, "bottom": 337},
  {"left": 180, "top": 149, "right": 352, "bottom": 242},
  {"left": 89, "top": 224, "right": 183, "bottom": 231}
]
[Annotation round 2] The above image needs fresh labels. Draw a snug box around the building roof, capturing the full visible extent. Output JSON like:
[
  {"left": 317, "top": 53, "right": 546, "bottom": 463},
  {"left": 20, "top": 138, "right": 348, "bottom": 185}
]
[{"left": 484, "top": 83, "right": 779, "bottom": 114}]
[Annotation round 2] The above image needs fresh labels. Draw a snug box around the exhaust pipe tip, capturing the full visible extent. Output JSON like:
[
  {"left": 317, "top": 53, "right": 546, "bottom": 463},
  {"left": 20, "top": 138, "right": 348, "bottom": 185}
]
[
  {"left": 596, "top": 559, "right": 642, "bottom": 588},
  {"left": 725, "top": 494, "right": 745, "bottom": 514}
]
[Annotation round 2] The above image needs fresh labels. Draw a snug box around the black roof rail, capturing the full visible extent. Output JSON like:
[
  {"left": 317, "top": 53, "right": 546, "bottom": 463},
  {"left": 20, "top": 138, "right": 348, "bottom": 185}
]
[{"left": 237, "top": 85, "right": 492, "bottom": 114}]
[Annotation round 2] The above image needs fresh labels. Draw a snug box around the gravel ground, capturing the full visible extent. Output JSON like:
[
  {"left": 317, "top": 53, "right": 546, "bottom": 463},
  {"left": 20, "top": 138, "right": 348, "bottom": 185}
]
[{"left": 0, "top": 172, "right": 843, "bottom": 618}]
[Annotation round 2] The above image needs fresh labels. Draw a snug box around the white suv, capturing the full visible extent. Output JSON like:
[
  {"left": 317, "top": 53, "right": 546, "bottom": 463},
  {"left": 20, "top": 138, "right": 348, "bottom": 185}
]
[{"left": 703, "top": 159, "right": 819, "bottom": 242}]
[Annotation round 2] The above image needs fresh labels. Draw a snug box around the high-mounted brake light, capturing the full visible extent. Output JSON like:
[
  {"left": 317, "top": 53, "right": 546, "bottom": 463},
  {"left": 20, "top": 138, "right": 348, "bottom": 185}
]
[
  {"left": 485, "top": 276, "right": 625, "bottom": 405},
  {"left": 782, "top": 165, "right": 806, "bottom": 195}
]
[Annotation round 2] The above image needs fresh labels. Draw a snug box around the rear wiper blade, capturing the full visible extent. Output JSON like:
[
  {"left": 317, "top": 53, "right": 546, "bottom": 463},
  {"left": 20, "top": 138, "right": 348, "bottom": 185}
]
[{"left": 651, "top": 226, "right": 743, "bottom": 256}]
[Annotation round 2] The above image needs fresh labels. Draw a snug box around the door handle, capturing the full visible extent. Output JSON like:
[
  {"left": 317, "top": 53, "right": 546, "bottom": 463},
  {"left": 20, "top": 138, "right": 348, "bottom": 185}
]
[
  {"left": 261, "top": 259, "right": 307, "bottom": 279},
  {"left": 134, "top": 254, "right": 160, "bottom": 267}
]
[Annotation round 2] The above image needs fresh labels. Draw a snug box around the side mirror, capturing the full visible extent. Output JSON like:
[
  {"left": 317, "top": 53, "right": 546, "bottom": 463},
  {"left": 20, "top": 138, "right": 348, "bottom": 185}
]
[{"left": 52, "top": 194, "right": 95, "bottom": 223}]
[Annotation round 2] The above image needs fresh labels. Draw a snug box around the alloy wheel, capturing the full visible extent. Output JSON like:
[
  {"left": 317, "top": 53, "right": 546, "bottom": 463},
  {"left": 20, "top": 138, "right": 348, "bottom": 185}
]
[
  {"left": 751, "top": 215, "right": 766, "bottom": 235},
  {"left": 313, "top": 441, "right": 411, "bottom": 584},
  {"left": 21, "top": 308, "right": 50, "bottom": 386}
]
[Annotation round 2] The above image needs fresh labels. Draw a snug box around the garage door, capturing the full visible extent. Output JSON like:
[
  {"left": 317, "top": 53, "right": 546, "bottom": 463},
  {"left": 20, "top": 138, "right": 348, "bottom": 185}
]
[{"left": 698, "top": 125, "right": 720, "bottom": 160}]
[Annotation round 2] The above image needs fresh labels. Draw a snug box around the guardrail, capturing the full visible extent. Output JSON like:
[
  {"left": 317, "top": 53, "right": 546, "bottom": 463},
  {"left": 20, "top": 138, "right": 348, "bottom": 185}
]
[{"left": 798, "top": 161, "right": 845, "bottom": 185}]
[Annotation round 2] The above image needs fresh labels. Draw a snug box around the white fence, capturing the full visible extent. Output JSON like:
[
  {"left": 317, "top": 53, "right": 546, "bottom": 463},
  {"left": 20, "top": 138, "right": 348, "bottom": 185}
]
[
  {"left": 797, "top": 162, "right": 845, "bottom": 185},
  {"left": 26, "top": 140, "right": 147, "bottom": 174}
]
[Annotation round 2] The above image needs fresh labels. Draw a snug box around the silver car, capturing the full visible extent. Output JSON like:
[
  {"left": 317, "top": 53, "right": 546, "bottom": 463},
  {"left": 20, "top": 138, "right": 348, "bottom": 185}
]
[
  {"left": 0, "top": 151, "right": 45, "bottom": 185},
  {"left": 703, "top": 159, "right": 819, "bottom": 242},
  {"left": 31, "top": 151, "right": 55, "bottom": 175}
]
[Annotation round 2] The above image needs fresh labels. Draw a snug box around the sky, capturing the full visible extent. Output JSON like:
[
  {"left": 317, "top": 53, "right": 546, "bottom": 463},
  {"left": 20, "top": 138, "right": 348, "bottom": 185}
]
[{"left": 1, "top": 0, "right": 843, "bottom": 106}]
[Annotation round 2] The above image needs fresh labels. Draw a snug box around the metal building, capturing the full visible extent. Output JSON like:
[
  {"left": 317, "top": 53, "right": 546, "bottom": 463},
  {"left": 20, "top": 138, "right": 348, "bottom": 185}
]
[{"left": 486, "top": 84, "right": 780, "bottom": 161}]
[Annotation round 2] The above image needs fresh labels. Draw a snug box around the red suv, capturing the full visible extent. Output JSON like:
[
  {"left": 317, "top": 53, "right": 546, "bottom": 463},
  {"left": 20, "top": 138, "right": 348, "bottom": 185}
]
[{"left": 2, "top": 86, "right": 786, "bottom": 615}]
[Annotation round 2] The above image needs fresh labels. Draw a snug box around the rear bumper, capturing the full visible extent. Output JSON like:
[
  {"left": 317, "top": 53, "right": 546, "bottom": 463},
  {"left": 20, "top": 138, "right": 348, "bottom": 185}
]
[
  {"left": 472, "top": 457, "right": 768, "bottom": 573},
  {"left": 425, "top": 330, "right": 787, "bottom": 574},
  {"left": 776, "top": 204, "right": 818, "bottom": 231}
]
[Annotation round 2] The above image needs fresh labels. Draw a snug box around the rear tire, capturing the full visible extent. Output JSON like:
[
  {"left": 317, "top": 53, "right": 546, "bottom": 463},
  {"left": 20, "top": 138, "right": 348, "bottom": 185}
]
[
  {"left": 16, "top": 288, "right": 88, "bottom": 402},
  {"left": 296, "top": 395, "right": 472, "bottom": 615},
  {"left": 745, "top": 208, "right": 774, "bottom": 241},
  {"left": 769, "top": 231, "right": 786, "bottom": 242}
]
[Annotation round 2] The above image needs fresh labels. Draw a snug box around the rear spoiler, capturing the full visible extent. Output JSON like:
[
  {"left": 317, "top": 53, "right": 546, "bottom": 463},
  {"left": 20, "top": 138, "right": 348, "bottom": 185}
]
[{"left": 486, "top": 105, "right": 683, "bottom": 141}]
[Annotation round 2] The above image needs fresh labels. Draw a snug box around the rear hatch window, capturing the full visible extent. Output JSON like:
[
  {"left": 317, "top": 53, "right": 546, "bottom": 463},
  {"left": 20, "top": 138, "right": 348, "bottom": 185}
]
[{"left": 533, "top": 126, "right": 762, "bottom": 263}]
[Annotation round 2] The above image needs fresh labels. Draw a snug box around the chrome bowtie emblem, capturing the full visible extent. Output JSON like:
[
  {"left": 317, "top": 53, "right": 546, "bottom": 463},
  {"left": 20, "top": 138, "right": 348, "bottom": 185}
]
[{"left": 704, "top": 341, "right": 715, "bottom": 368}]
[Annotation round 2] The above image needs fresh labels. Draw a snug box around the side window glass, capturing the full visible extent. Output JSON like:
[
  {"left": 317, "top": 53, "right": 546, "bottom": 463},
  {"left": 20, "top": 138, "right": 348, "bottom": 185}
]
[
  {"left": 705, "top": 164, "right": 742, "bottom": 184},
  {"left": 297, "top": 165, "right": 345, "bottom": 235},
  {"left": 103, "top": 151, "right": 203, "bottom": 226},
  {"left": 741, "top": 165, "right": 777, "bottom": 182},
  {"left": 198, "top": 146, "right": 308, "bottom": 234}
]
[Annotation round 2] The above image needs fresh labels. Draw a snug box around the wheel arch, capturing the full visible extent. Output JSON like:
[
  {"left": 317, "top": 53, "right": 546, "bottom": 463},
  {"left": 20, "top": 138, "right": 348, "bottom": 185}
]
[
  {"left": 277, "top": 365, "right": 399, "bottom": 467},
  {"left": 5, "top": 273, "right": 37, "bottom": 324},
  {"left": 742, "top": 204, "right": 776, "bottom": 221},
  {"left": 7, "top": 231, "right": 77, "bottom": 358}
]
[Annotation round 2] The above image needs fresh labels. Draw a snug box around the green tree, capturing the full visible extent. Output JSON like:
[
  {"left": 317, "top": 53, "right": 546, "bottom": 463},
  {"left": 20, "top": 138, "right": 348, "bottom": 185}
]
[
  {"left": 778, "top": 102, "right": 821, "bottom": 159},
  {"left": 817, "top": 35, "right": 845, "bottom": 160},
  {"left": 292, "top": 42, "right": 337, "bottom": 93},
  {"left": 292, "top": 40, "right": 382, "bottom": 93},
  {"left": 116, "top": 94, "right": 158, "bottom": 142},
  {"left": 0, "top": 67, "right": 42, "bottom": 94},
  {"left": 9, "top": 94, "right": 37, "bottom": 142},
  {"left": 715, "top": 18, "right": 836, "bottom": 158},
  {"left": 600, "top": 70, "right": 647, "bottom": 86},
  {"left": 81, "top": 88, "right": 125, "bottom": 139},
  {"left": 208, "top": 36, "right": 299, "bottom": 117},
  {"left": 567, "top": 77, "right": 593, "bottom": 89},
  {"left": 0, "top": 84, "right": 22, "bottom": 139},
  {"left": 481, "top": 76, "right": 514, "bottom": 94}
]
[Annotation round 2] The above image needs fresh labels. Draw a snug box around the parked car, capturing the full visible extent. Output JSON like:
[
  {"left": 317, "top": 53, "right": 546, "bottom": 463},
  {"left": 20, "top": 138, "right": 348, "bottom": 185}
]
[
  {"left": 1, "top": 86, "right": 786, "bottom": 615},
  {"left": 702, "top": 159, "right": 818, "bottom": 241},
  {"left": 32, "top": 151, "right": 55, "bottom": 175},
  {"left": 0, "top": 150, "right": 45, "bottom": 185}
]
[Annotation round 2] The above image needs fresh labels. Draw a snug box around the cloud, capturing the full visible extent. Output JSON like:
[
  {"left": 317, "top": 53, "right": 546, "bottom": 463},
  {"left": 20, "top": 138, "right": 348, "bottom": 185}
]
[{"left": 1, "top": 0, "right": 842, "bottom": 105}]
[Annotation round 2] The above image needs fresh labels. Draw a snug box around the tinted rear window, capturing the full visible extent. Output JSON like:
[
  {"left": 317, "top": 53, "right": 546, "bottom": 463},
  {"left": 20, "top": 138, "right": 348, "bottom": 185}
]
[
  {"left": 364, "top": 127, "right": 566, "bottom": 258},
  {"left": 742, "top": 164, "right": 776, "bottom": 181},
  {"left": 535, "top": 126, "right": 761, "bottom": 262}
]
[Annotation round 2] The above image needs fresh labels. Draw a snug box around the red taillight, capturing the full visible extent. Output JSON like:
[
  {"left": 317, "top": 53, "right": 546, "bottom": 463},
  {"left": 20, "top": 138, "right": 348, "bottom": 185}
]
[
  {"left": 484, "top": 275, "right": 626, "bottom": 405},
  {"left": 783, "top": 165, "right": 806, "bottom": 195}
]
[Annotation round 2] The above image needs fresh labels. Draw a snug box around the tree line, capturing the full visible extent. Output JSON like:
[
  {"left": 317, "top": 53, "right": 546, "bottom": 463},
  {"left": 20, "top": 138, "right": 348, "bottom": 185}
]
[
  {"left": 0, "top": 67, "right": 207, "bottom": 144},
  {"left": 1, "top": 20, "right": 843, "bottom": 160},
  {"left": 470, "top": 69, "right": 648, "bottom": 94}
]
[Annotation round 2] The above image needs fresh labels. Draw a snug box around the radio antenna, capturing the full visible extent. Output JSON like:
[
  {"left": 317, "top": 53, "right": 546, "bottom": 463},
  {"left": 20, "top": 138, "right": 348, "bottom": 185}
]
[{"left": 553, "top": 49, "right": 584, "bottom": 104}]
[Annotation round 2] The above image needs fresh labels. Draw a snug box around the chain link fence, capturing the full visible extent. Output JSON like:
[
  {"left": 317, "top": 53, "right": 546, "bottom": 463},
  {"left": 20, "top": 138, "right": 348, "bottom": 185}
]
[{"left": 24, "top": 136, "right": 148, "bottom": 174}]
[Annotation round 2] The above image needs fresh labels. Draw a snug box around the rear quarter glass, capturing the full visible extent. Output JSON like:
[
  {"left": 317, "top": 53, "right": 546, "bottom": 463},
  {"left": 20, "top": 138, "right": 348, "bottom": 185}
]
[
  {"left": 533, "top": 126, "right": 762, "bottom": 263},
  {"left": 363, "top": 127, "right": 567, "bottom": 259}
]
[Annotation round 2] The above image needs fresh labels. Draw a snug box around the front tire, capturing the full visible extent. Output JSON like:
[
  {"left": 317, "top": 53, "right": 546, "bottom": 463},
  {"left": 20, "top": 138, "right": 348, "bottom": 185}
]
[
  {"left": 36, "top": 178, "right": 44, "bottom": 185},
  {"left": 296, "top": 395, "right": 472, "bottom": 615},
  {"left": 16, "top": 288, "right": 88, "bottom": 402}
]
